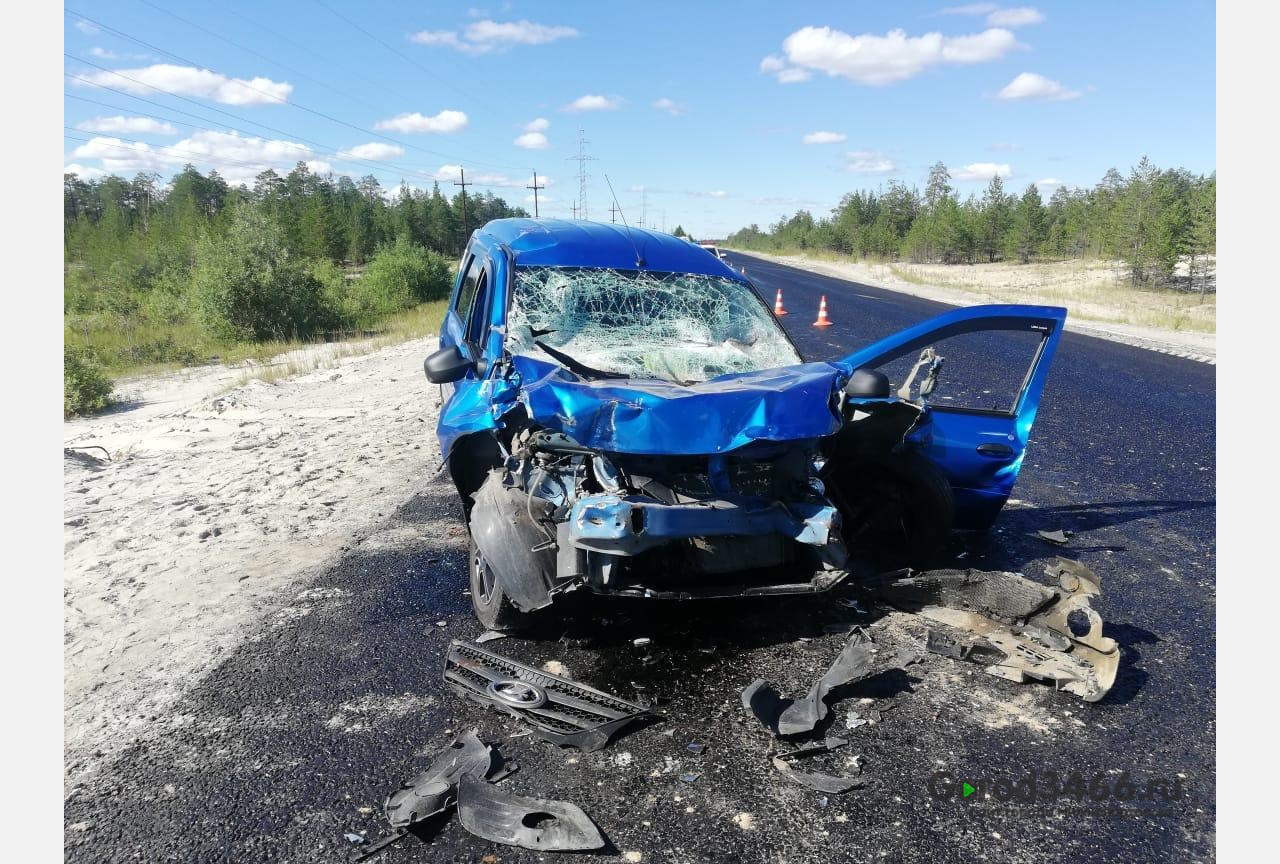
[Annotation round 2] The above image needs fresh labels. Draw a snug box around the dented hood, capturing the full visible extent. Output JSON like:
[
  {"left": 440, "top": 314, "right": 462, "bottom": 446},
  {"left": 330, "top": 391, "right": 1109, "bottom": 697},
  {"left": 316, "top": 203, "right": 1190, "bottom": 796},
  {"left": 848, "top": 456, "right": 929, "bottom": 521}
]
[{"left": 439, "top": 353, "right": 851, "bottom": 457}]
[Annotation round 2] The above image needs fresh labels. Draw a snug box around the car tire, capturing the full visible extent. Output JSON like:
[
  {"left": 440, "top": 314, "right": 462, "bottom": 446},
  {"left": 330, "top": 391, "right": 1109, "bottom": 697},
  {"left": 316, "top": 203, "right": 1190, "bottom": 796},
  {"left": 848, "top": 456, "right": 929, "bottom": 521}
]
[
  {"left": 468, "top": 534, "right": 539, "bottom": 632},
  {"left": 836, "top": 451, "right": 955, "bottom": 566}
]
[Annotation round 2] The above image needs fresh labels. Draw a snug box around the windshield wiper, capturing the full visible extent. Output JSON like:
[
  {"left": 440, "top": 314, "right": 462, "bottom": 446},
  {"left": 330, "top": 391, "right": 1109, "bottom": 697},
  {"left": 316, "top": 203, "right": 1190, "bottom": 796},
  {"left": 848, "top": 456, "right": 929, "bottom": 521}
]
[{"left": 534, "top": 340, "right": 628, "bottom": 381}]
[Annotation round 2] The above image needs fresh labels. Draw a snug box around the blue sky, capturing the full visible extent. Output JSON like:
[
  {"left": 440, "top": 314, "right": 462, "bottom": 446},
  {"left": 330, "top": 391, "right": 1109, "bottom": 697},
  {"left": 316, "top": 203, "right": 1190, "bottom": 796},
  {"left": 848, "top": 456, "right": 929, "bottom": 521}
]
[{"left": 63, "top": 1, "right": 1216, "bottom": 238}]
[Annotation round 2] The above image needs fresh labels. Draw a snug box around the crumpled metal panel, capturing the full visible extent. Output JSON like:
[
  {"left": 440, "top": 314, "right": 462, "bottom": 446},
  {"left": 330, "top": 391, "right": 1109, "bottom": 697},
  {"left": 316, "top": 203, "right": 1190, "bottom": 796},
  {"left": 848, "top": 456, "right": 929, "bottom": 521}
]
[{"left": 506, "top": 354, "right": 850, "bottom": 455}]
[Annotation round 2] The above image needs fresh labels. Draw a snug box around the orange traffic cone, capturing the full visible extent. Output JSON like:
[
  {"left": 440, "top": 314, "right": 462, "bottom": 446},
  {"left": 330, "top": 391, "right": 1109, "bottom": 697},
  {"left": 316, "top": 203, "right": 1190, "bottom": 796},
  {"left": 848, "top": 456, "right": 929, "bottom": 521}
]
[
  {"left": 773, "top": 289, "right": 788, "bottom": 316},
  {"left": 813, "top": 295, "right": 833, "bottom": 327}
]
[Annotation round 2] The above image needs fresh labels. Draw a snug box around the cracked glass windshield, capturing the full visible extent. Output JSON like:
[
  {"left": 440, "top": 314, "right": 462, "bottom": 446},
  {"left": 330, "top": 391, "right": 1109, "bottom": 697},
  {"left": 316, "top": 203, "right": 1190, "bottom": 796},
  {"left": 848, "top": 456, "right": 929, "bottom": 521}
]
[{"left": 507, "top": 267, "right": 802, "bottom": 383}]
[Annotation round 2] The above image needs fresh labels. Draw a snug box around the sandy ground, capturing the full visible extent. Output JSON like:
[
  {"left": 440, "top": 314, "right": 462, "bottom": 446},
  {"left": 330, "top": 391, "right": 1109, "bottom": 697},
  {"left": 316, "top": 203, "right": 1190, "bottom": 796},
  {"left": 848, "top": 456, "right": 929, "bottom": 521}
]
[
  {"left": 63, "top": 336, "right": 442, "bottom": 790},
  {"left": 735, "top": 251, "right": 1216, "bottom": 363}
]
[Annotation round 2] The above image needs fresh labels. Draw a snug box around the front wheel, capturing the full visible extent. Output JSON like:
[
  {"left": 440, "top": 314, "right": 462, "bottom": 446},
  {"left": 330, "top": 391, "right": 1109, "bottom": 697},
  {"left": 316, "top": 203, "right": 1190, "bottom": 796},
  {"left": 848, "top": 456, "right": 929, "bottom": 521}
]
[{"left": 468, "top": 535, "right": 539, "bottom": 632}]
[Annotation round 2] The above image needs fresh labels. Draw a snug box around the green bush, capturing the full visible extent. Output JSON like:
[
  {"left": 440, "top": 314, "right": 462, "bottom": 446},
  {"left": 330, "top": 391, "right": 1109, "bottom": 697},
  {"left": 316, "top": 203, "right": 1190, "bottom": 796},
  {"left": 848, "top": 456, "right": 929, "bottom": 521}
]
[
  {"left": 64, "top": 347, "right": 115, "bottom": 416},
  {"left": 349, "top": 239, "right": 452, "bottom": 322},
  {"left": 192, "top": 205, "right": 336, "bottom": 341}
]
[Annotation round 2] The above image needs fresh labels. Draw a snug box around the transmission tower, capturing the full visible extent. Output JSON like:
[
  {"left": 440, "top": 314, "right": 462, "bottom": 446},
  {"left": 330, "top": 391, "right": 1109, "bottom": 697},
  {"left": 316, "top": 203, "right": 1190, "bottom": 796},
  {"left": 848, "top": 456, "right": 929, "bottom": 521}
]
[{"left": 566, "top": 129, "right": 597, "bottom": 219}]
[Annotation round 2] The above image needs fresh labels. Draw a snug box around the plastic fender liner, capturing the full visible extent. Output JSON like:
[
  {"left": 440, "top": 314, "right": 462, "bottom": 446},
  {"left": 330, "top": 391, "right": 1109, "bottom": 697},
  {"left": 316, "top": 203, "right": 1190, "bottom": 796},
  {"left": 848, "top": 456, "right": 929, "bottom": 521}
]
[
  {"left": 456, "top": 775, "right": 606, "bottom": 851},
  {"left": 443, "top": 640, "right": 652, "bottom": 751},
  {"left": 469, "top": 471, "right": 559, "bottom": 611},
  {"left": 384, "top": 730, "right": 493, "bottom": 829}
]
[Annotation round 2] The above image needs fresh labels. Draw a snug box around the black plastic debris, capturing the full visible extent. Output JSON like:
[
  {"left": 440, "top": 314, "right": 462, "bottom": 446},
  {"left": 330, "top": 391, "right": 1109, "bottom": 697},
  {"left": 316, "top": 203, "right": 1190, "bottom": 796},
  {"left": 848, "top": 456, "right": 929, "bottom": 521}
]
[
  {"left": 456, "top": 775, "right": 606, "bottom": 851},
  {"left": 443, "top": 640, "right": 652, "bottom": 751},
  {"left": 775, "top": 736, "right": 849, "bottom": 759},
  {"left": 384, "top": 730, "right": 493, "bottom": 829},
  {"left": 741, "top": 629, "right": 877, "bottom": 736},
  {"left": 1036, "top": 529, "right": 1073, "bottom": 546},
  {"left": 771, "top": 756, "right": 864, "bottom": 794}
]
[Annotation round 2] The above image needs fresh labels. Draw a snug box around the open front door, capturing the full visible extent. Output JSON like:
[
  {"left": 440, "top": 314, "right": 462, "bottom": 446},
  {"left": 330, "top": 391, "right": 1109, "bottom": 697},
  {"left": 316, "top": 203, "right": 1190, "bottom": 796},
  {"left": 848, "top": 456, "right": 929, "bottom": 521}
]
[{"left": 841, "top": 304, "right": 1067, "bottom": 530}]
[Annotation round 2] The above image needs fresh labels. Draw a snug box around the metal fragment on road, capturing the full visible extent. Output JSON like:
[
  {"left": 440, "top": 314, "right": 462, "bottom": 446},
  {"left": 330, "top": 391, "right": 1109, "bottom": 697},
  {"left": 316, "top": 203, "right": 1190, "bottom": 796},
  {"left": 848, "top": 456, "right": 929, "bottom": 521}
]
[
  {"left": 775, "top": 736, "right": 849, "bottom": 759},
  {"left": 456, "top": 775, "right": 606, "bottom": 851},
  {"left": 443, "top": 640, "right": 652, "bottom": 750},
  {"left": 475, "top": 630, "right": 508, "bottom": 644},
  {"left": 877, "top": 560, "right": 1120, "bottom": 702}
]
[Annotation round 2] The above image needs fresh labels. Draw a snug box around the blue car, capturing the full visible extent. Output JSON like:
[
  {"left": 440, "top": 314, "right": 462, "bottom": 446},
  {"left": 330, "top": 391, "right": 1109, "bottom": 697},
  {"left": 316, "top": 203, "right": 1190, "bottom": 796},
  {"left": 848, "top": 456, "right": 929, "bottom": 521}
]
[{"left": 424, "top": 218, "right": 1066, "bottom": 630}]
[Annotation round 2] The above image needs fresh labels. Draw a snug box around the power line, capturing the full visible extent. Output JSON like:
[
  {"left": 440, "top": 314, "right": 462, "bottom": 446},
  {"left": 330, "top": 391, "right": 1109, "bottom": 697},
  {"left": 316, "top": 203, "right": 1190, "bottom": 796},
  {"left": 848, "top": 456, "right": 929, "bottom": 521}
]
[
  {"left": 63, "top": 11, "right": 526, "bottom": 172},
  {"left": 306, "top": 0, "right": 502, "bottom": 116},
  {"left": 132, "top": 0, "right": 372, "bottom": 110}
]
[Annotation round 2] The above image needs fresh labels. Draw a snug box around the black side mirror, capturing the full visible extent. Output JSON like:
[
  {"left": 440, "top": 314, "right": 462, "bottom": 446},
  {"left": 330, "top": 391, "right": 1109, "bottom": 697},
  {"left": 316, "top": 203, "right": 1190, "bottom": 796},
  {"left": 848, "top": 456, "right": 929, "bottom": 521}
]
[{"left": 423, "top": 345, "right": 475, "bottom": 384}]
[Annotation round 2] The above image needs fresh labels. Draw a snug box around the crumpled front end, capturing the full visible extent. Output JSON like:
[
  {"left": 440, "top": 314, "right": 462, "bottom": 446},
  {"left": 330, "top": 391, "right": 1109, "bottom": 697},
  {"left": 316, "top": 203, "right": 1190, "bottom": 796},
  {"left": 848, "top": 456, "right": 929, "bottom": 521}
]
[{"left": 468, "top": 427, "right": 854, "bottom": 610}]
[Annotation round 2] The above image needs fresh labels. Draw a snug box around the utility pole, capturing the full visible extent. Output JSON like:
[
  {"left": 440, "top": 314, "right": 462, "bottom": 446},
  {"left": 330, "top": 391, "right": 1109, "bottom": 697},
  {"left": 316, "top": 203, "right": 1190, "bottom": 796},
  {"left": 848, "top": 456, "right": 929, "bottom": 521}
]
[
  {"left": 526, "top": 170, "right": 545, "bottom": 218},
  {"left": 571, "top": 201, "right": 578, "bottom": 219},
  {"left": 609, "top": 202, "right": 619, "bottom": 224},
  {"left": 566, "top": 129, "right": 596, "bottom": 219},
  {"left": 639, "top": 186, "right": 647, "bottom": 228},
  {"left": 453, "top": 168, "right": 472, "bottom": 239}
]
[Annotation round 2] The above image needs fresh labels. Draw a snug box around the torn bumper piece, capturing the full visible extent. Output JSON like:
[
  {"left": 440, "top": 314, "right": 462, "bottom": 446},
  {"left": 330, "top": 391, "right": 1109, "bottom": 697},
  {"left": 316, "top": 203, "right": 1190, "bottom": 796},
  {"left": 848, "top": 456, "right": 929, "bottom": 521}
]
[
  {"left": 873, "top": 559, "right": 1120, "bottom": 702},
  {"left": 457, "top": 775, "right": 606, "bottom": 852},
  {"left": 443, "top": 640, "right": 651, "bottom": 751},
  {"left": 742, "top": 629, "right": 879, "bottom": 737},
  {"left": 567, "top": 493, "right": 841, "bottom": 554}
]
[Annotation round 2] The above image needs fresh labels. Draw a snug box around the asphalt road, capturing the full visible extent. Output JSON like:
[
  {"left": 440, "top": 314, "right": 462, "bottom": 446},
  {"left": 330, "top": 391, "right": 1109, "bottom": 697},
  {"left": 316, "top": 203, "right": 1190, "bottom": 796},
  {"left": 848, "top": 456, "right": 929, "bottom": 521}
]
[{"left": 65, "top": 253, "right": 1216, "bottom": 863}]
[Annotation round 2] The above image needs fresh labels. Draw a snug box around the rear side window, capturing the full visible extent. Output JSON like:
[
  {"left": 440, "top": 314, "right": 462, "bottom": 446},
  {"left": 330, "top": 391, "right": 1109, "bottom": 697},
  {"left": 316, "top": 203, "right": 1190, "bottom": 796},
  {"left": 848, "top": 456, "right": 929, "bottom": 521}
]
[{"left": 453, "top": 255, "right": 482, "bottom": 319}]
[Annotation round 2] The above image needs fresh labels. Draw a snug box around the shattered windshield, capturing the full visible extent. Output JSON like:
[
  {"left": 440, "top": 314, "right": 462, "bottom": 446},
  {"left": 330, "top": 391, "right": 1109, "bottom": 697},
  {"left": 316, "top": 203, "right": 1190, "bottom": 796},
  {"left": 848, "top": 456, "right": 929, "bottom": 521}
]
[{"left": 507, "top": 267, "right": 802, "bottom": 383}]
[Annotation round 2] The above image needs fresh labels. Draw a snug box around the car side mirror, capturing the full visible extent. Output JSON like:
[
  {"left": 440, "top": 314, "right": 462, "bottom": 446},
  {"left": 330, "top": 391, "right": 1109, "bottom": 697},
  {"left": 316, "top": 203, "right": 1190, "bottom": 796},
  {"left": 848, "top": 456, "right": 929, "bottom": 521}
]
[{"left": 423, "top": 345, "right": 475, "bottom": 383}]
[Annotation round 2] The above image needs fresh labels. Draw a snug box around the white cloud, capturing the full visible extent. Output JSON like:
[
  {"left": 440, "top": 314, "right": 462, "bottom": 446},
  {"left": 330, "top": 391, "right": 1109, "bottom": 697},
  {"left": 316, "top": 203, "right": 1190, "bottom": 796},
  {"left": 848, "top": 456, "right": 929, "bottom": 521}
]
[
  {"left": 74, "top": 19, "right": 99, "bottom": 34},
  {"left": 514, "top": 131, "right": 549, "bottom": 149},
  {"left": 73, "top": 63, "right": 292, "bottom": 105},
  {"left": 767, "top": 25, "right": 1020, "bottom": 85},
  {"left": 76, "top": 116, "right": 177, "bottom": 135},
  {"left": 777, "top": 67, "right": 812, "bottom": 84},
  {"left": 803, "top": 131, "right": 847, "bottom": 144},
  {"left": 523, "top": 117, "right": 549, "bottom": 132},
  {"left": 64, "top": 163, "right": 106, "bottom": 180},
  {"left": 953, "top": 162, "right": 1012, "bottom": 181},
  {"left": 938, "top": 5, "right": 1044, "bottom": 28},
  {"left": 652, "top": 97, "right": 683, "bottom": 116},
  {"left": 1036, "top": 177, "right": 1062, "bottom": 188},
  {"left": 70, "top": 130, "right": 320, "bottom": 184},
  {"left": 336, "top": 142, "right": 405, "bottom": 161},
  {"left": 846, "top": 151, "right": 896, "bottom": 173},
  {"left": 305, "top": 160, "right": 334, "bottom": 175},
  {"left": 987, "top": 7, "right": 1044, "bottom": 27},
  {"left": 409, "top": 19, "right": 577, "bottom": 54},
  {"left": 562, "top": 94, "right": 620, "bottom": 112},
  {"left": 998, "top": 72, "right": 1081, "bottom": 101},
  {"left": 89, "top": 47, "right": 117, "bottom": 59},
  {"left": 374, "top": 109, "right": 469, "bottom": 133}
]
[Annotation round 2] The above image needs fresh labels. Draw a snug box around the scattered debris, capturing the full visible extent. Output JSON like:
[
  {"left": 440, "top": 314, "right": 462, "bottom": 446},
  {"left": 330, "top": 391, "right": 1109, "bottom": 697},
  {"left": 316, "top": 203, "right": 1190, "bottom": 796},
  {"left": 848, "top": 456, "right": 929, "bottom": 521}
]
[
  {"left": 874, "top": 561, "right": 1120, "bottom": 702},
  {"left": 741, "top": 629, "right": 877, "bottom": 736},
  {"left": 475, "top": 630, "right": 508, "bottom": 644},
  {"left": 1036, "top": 529, "right": 1073, "bottom": 546},
  {"left": 775, "top": 736, "right": 849, "bottom": 759},
  {"left": 633, "top": 637, "right": 652, "bottom": 647},
  {"left": 844, "top": 712, "right": 869, "bottom": 731},
  {"left": 686, "top": 740, "right": 706, "bottom": 755},
  {"left": 344, "top": 832, "right": 366, "bottom": 844},
  {"left": 771, "top": 756, "right": 864, "bottom": 794},
  {"left": 443, "top": 640, "right": 652, "bottom": 750},
  {"left": 733, "top": 813, "right": 756, "bottom": 831},
  {"left": 384, "top": 730, "right": 492, "bottom": 830},
  {"left": 456, "top": 775, "right": 606, "bottom": 851},
  {"left": 679, "top": 771, "right": 702, "bottom": 783}
]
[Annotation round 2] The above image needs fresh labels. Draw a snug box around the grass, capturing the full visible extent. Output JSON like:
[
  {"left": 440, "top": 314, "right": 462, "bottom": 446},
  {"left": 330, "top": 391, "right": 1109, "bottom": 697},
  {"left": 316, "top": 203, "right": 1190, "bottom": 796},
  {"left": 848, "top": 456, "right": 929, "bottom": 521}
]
[
  {"left": 66, "top": 299, "right": 449, "bottom": 393},
  {"left": 219, "top": 301, "right": 449, "bottom": 390}
]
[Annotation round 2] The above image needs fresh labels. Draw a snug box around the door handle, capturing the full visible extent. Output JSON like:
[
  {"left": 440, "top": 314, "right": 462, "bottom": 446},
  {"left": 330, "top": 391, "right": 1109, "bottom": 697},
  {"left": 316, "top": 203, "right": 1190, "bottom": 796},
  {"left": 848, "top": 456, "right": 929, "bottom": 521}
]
[{"left": 976, "top": 442, "right": 1015, "bottom": 458}]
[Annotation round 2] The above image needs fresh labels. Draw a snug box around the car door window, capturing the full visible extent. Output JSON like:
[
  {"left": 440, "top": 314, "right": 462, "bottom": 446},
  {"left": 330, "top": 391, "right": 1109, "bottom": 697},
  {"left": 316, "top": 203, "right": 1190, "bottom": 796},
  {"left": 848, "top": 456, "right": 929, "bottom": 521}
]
[
  {"left": 871, "top": 328, "right": 1047, "bottom": 415},
  {"left": 465, "top": 271, "right": 491, "bottom": 346},
  {"left": 453, "top": 255, "right": 482, "bottom": 321}
]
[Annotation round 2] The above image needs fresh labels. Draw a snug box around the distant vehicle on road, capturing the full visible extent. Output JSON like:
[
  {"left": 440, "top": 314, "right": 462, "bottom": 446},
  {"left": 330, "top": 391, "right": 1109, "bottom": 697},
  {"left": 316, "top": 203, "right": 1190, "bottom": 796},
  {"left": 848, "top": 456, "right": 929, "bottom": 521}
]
[
  {"left": 423, "top": 218, "right": 1066, "bottom": 630},
  {"left": 697, "top": 242, "right": 726, "bottom": 260}
]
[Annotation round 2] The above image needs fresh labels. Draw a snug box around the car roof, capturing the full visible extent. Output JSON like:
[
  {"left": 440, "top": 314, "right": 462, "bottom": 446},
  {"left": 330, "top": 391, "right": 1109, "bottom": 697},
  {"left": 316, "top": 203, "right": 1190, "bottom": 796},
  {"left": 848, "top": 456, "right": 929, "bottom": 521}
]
[{"left": 474, "top": 218, "right": 741, "bottom": 278}]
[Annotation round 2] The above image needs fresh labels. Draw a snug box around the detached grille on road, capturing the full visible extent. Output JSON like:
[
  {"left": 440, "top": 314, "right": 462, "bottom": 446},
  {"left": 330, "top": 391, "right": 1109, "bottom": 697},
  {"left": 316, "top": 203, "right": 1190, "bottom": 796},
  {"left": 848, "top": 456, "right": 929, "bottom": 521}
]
[{"left": 443, "top": 640, "right": 651, "bottom": 751}]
